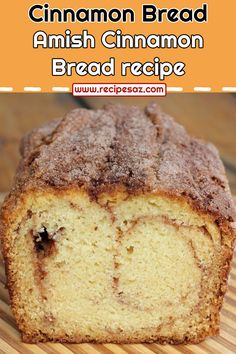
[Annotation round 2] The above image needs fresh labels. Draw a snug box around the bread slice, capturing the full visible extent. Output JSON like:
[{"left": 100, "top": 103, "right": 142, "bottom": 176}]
[{"left": 1, "top": 103, "right": 235, "bottom": 344}]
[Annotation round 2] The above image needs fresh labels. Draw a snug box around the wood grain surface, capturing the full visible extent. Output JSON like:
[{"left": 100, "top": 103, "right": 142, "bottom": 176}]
[
  {"left": 0, "top": 193, "right": 235, "bottom": 354},
  {"left": 0, "top": 93, "right": 236, "bottom": 194}
]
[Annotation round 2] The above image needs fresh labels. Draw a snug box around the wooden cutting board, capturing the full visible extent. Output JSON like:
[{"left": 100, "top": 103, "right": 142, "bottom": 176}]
[{"left": 0, "top": 193, "right": 235, "bottom": 354}]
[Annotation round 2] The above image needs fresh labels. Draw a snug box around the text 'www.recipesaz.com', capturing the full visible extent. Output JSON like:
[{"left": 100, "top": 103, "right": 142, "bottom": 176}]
[{"left": 72, "top": 83, "right": 166, "bottom": 96}]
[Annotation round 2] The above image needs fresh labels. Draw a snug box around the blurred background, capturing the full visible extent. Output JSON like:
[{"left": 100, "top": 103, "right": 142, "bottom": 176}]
[{"left": 0, "top": 93, "right": 236, "bottom": 194}]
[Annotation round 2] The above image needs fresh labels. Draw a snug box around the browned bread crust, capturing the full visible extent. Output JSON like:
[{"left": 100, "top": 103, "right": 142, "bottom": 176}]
[{"left": 14, "top": 103, "right": 236, "bottom": 222}]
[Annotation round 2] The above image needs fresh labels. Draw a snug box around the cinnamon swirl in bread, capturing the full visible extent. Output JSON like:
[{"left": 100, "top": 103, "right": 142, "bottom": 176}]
[{"left": 1, "top": 103, "right": 235, "bottom": 344}]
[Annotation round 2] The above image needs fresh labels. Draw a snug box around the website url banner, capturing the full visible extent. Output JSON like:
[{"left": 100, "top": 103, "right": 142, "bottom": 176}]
[{"left": 72, "top": 83, "right": 166, "bottom": 96}]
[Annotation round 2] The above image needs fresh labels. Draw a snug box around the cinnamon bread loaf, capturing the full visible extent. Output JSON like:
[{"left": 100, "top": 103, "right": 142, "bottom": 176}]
[{"left": 1, "top": 103, "right": 235, "bottom": 344}]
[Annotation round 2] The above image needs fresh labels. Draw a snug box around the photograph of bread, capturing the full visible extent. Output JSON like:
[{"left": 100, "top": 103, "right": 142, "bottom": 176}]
[{"left": 1, "top": 101, "right": 235, "bottom": 345}]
